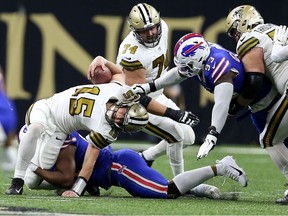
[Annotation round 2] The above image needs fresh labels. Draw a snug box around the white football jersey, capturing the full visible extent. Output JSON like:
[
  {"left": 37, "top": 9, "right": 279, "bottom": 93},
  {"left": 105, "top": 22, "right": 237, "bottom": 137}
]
[
  {"left": 47, "top": 82, "right": 136, "bottom": 144},
  {"left": 236, "top": 23, "right": 288, "bottom": 95},
  {"left": 116, "top": 20, "right": 169, "bottom": 98}
]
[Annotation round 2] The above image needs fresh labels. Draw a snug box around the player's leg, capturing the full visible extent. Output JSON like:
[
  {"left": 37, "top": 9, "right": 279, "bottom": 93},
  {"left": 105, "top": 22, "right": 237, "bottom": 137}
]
[
  {"left": 112, "top": 149, "right": 169, "bottom": 198},
  {"left": 6, "top": 100, "right": 48, "bottom": 195},
  {"left": 167, "top": 156, "right": 248, "bottom": 199}
]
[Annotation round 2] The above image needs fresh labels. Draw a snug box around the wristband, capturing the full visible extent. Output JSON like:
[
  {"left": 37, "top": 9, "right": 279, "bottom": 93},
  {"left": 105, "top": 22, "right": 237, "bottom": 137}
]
[
  {"left": 72, "top": 176, "right": 87, "bottom": 196},
  {"left": 149, "top": 82, "right": 157, "bottom": 92},
  {"left": 164, "top": 108, "right": 182, "bottom": 121},
  {"left": 208, "top": 126, "right": 219, "bottom": 138}
]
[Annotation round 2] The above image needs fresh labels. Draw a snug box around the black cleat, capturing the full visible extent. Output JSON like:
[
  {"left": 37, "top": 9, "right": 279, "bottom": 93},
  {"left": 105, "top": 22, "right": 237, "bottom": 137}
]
[
  {"left": 138, "top": 150, "right": 154, "bottom": 167},
  {"left": 276, "top": 195, "right": 288, "bottom": 205},
  {"left": 5, "top": 178, "right": 24, "bottom": 195}
]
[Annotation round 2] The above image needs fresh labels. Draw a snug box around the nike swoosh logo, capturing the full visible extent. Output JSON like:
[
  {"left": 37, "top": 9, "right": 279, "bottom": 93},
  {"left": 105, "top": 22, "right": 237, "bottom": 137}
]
[
  {"left": 56, "top": 137, "right": 63, "bottom": 141},
  {"left": 229, "top": 165, "right": 243, "bottom": 175},
  {"left": 124, "top": 57, "right": 131, "bottom": 60},
  {"left": 239, "top": 36, "right": 246, "bottom": 42},
  {"left": 16, "top": 187, "right": 22, "bottom": 194}
]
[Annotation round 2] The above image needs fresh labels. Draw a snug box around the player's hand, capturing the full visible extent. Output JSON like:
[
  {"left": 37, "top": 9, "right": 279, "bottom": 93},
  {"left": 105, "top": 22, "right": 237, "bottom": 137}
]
[
  {"left": 179, "top": 111, "right": 200, "bottom": 127},
  {"left": 197, "top": 126, "right": 219, "bottom": 160},
  {"left": 61, "top": 190, "right": 80, "bottom": 197},
  {"left": 228, "top": 98, "right": 244, "bottom": 116},
  {"left": 197, "top": 134, "right": 217, "bottom": 160},
  {"left": 132, "top": 83, "right": 151, "bottom": 95},
  {"left": 87, "top": 56, "right": 107, "bottom": 80},
  {"left": 274, "top": 25, "right": 288, "bottom": 46}
]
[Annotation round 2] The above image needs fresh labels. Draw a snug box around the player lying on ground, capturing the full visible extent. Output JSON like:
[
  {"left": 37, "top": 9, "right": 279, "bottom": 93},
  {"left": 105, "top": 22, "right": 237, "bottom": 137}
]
[
  {"left": 24, "top": 129, "right": 248, "bottom": 198},
  {"left": 6, "top": 56, "right": 199, "bottom": 197}
]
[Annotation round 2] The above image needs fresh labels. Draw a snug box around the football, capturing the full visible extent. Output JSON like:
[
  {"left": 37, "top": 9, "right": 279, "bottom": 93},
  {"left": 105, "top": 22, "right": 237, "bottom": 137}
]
[{"left": 90, "top": 66, "right": 112, "bottom": 84}]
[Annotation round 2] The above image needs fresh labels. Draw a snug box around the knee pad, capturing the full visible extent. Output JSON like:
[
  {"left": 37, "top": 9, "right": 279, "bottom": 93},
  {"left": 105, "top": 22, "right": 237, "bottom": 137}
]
[
  {"left": 24, "top": 169, "right": 42, "bottom": 189},
  {"left": 180, "top": 124, "right": 195, "bottom": 147}
]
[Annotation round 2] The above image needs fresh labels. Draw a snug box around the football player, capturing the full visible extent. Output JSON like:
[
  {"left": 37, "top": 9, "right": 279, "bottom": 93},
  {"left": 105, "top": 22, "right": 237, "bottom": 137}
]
[
  {"left": 88, "top": 3, "right": 197, "bottom": 180},
  {"left": 132, "top": 32, "right": 288, "bottom": 203},
  {"left": 224, "top": 5, "right": 288, "bottom": 204},
  {"left": 0, "top": 66, "right": 18, "bottom": 171},
  {"left": 22, "top": 128, "right": 247, "bottom": 198},
  {"left": 6, "top": 56, "right": 198, "bottom": 197}
]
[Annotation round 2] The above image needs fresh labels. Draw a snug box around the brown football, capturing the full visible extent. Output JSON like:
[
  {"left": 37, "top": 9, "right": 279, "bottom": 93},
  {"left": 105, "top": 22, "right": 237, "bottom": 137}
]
[{"left": 90, "top": 66, "right": 112, "bottom": 84}]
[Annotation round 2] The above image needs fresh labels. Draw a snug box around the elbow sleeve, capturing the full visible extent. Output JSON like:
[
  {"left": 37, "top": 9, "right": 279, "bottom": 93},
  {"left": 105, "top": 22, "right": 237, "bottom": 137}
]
[{"left": 241, "top": 72, "right": 264, "bottom": 100}]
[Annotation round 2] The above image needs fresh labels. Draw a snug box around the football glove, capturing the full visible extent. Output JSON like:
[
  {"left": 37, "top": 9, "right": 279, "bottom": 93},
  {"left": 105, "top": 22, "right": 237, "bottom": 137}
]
[
  {"left": 228, "top": 98, "right": 244, "bottom": 116},
  {"left": 164, "top": 108, "right": 200, "bottom": 127},
  {"left": 132, "top": 83, "right": 152, "bottom": 95},
  {"left": 197, "top": 126, "right": 219, "bottom": 160},
  {"left": 274, "top": 25, "right": 288, "bottom": 46}
]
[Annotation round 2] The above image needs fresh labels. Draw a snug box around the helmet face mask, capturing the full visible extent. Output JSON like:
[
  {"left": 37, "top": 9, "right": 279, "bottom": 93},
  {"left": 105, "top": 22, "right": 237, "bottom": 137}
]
[
  {"left": 173, "top": 33, "right": 210, "bottom": 77},
  {"left": 128, "top": 3, "right": 162, "bottom": 48},
  {"left": 105, "top": 102, "right": 149, "bottom": 133}
]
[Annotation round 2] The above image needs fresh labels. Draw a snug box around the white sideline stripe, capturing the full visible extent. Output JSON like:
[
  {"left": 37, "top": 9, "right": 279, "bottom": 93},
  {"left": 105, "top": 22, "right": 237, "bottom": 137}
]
[{"left": 111, "top": 142, "right": 268, "bottom": 155}]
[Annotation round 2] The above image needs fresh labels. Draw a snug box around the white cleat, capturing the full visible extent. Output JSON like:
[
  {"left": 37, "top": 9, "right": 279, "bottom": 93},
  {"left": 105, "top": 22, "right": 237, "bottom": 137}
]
[
  {"left": 190, "top": 184, "right": 221, "bottom": 199},
  {"left": 216, "top": 156, "right": 248, "bottom": 187}
]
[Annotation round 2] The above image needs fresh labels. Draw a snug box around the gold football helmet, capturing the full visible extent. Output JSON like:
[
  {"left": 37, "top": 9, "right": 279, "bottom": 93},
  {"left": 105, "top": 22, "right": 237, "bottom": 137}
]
[
  {"left": 128, "top": 3, "right": 162, "bottom": 47},
  {"left": 238, "top": 5, "right": 264, "bottom": 33},
  {"left": 106, "top": 102, "right": 149, "bottom": 133},
  {"left": 225, "top": 5, "right": 264, "bottom": 41}
]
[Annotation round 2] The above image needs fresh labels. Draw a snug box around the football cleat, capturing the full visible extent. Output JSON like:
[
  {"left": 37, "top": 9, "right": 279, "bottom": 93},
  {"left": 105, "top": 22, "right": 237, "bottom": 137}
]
[
  {"left": 138, "top": 150, "right": 154, "bottom": 167},
  {"left": 276, "top": 190, "right": 288, "bottom": 205},
  {"left": 216, "top": 156, "right": 248, "bottom": 187},
  {"left": 275, "top": 195, "right": 288, "bottom": 205},
  {"left": 190, "top": 184, "right": 221, "bottom": 199},
  {"left": 5, "top": 178, "right": 24, "bottom": 195}
]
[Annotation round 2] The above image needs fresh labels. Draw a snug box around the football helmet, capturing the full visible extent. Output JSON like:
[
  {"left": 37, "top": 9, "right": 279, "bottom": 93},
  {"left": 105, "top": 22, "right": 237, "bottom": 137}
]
[
  {"left": 128, "top": 3, "right": 162, "bottom": 48},
  {"left": 225, "top": 5, "right": 264, "bottom": 41},
  {"left": 106, "top": 102, "right": 149, "bottom": 133},
  {"left": 238, "top": 5, "right": 264, "bottom": 33},
  {"left": 173, "top": 33, "right": 210, "bottom": 77}
]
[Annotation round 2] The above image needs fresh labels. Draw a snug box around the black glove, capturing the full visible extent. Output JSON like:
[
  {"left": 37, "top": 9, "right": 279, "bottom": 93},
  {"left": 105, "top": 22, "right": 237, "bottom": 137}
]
[
  {"left": 228, "top": 98, "right": 245, "bottom": 116},
  {"left": 164, "top": 108, "right": 200, "bottom": 127},
  {"left": 85, "top": 185, "right": 100, "bottom": 196}
]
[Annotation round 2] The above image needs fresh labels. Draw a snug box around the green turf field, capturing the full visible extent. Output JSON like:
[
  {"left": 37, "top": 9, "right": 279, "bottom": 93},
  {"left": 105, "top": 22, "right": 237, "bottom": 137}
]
[{"left": 0, "top": 143, "right": 287, "bottom": 215}]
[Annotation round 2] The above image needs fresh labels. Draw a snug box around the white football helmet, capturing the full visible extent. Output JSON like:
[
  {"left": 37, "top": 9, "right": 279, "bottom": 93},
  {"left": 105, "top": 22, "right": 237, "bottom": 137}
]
[
  {"left": 128, "top": 3, "right": 162, "bottom": 48},
  {"left": 173, "top": 33, "right": 210, "bottom": 77},
  {"left": 106, "top": 102, "right": 149, "bottom": 133}
]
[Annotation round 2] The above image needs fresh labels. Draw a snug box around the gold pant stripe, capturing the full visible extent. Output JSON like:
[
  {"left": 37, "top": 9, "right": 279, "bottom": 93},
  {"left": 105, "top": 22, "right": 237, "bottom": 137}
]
[{"left": 145, "top": 122, "right": 178, "bottom": 143}]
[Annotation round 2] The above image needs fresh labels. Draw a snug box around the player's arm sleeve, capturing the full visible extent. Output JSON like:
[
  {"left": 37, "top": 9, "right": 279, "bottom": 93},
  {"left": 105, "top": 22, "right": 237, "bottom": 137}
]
[
  {"left": 271, "top": 43, "right": 288, "bottom": 63},
  {"left": 86, "top": 130, "right": 112, "bottom": 149},
  {"left": 153, "top": 67, "right": 188, "bottom": 90},
  {"left": 211, "top": 82, "right": 234, "bottom": 134}
]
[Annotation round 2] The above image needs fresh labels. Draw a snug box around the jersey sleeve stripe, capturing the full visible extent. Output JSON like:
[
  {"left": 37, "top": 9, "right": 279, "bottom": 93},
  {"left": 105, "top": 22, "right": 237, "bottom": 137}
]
[
  {"left": 120, "top": 59, "right": 144, "bottom": 71},
  {"left": 212, "top": 57, "right": 225, "bottom": 78},
  {"left": 88, "top": 131, "right": 111, "bottom": 149},
  {"left": 145, "top": 122, "right": 178, "bottom": 143},
  {"left": 214, "top": 60, "right": 230, "bottom": 83},
  {"left": 237, "top": 37, "right": 259, "bottom": 58}
]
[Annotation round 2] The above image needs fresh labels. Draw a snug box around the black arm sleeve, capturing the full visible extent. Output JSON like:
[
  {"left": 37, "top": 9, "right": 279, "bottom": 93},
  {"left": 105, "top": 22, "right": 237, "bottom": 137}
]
[
  {"left": 241, "top": 72, "right": 265, "bottom": 100},
  {"left": 138, "top": 94, "right": 152, "bottom": 108}
]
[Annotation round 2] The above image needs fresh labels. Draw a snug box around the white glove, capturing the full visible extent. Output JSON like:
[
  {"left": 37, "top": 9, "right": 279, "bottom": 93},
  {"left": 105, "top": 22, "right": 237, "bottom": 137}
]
[
  {"left": 197, "top": 134, "right": 217, "bottom": 160},
  {"left": 132, "top": 83, "right": 151, "bottom": 95},
  {"left": 274, "top": 25, "right": 288, "bottom": 46}
]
